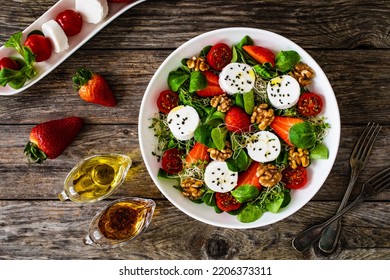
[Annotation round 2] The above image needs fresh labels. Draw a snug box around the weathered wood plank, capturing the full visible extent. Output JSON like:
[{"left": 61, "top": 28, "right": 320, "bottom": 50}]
[
  {"left": 0, "top": 50, "right": 389, "bottom": 125},
  {"left": 0, "top": 200, "right": 388, "bottom": 260},
  {"left": 0, "top": 124, "right": 389, "bottom": 200},
  {"left": 1, "top": 0, "right": 389, "bottom": 49}
]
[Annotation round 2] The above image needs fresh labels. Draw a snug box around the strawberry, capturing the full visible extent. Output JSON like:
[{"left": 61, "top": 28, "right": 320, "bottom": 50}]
[
  {"left": 73, "top": 68, "right": 116, "bottom": 107},
  {"left": 185, "top": 142, "right": 210, "bottom": 167},
  {"left": 196, "top": 71, "right": 224, "bottom": 97},
  {"left": 224, "top": 106, "right": 251, "bottom": 133},
  {"left": 269, "top": 116, "right": 304, "bottom": 146},
  {"left": 242, "top": 45, "right": 275, "bottom": 67},
  {"left": 24, "top": 116, "right": 84, "bottom": 163},
  {"left": 236, "top": 161, "right": 262, "bottom": 190}
]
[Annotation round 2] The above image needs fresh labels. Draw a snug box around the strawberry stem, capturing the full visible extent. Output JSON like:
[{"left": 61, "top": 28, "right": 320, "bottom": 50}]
[
  {"left": 24, "top": 142, "right": 48, "bottom": 164},
  {"left": 72, "top": 68, "right": 93, "bottom": 91}
]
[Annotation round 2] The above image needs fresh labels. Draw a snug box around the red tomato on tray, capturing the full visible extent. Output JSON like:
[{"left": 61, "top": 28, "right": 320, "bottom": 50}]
[
  {"left": 282, "top": 166, "right": 308, "bottom": 189},
  {"left": 56, "top": 10, "right": 83, "bottom": 37},
  {"left": 157, "top": 90, "right": 179, "bottom": 114},
  {"left": 24, "top": 34, "right": 52, "bottom": 62},
  {"left": 215, "top": 192, "right": 241, "bottom": 212},
  {"left": 161, "top": 148, "right": 184, "bottom": 174},
  {"left": 0, "top": 57, "right": 19, "bottom": 70},
  {"left": 297, "top": 92, "right": 323, "bottom": 116},
  {"left": 206, "top": 43, "right": 232, "bottom": 70}
]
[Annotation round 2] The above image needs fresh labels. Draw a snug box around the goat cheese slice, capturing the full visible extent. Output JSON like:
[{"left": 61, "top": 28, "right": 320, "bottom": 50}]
[
  {"left": 167, "top": 105, "right": 200, "bottom": 141},
  {"left": 76, "top": 0, "right": 109, "bottom": 24},
  {"left": 42, "top": 20, "right": 69, "bottom": 53},
  {"left": 267, "top": 75, "right": 300, "bottom": 109},
  {"left": 204, "top": 161, "right": 238, "bottom": 193},
  {"left": 219, "top": 63, "right": 255, "bottom": 95},
  {"left": 246, "top": 131, "right": 281, "bottom": 163}
]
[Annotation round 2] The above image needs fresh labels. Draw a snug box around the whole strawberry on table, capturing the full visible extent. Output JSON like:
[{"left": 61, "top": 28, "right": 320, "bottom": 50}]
[{"left": 150, "top": 35, "right": 330, "bottom": 223}]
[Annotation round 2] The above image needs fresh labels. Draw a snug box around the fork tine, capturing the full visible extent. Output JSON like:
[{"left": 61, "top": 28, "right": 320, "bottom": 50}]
[
  {"left": 366, "top": 166, "right": 390, "bottom": 192},
  {"left": 359, "top": 124, "right": 382, "bottom": 161},
  {"left": 351, "top": 123, "right": 373, "bottom": 158}
]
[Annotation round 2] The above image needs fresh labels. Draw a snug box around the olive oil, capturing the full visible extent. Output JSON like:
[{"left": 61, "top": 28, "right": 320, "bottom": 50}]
[
  {"left": 59, "top": 154, "right": 132, "bottom": 203},
  {"left": 84, "top": 197, "right": 156, "bottom": 247}
]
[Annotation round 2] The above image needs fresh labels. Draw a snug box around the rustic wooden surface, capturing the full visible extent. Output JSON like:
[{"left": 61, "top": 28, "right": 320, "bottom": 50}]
[{"left": 0, "top": 0, "right": 389, "bottom": 260}]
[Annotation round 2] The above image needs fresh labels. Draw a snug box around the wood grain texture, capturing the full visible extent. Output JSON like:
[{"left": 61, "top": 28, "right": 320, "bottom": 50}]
[{"left": 0, "top": 0, "right": 389, "bottom": 260}]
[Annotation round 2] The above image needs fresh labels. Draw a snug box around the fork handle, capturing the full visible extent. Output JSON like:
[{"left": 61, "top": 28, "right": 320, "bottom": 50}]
[
  {"left": 318, "top": 170, "right": 359, "bottom": 253},
  {"left": 292, "top": 194, "right": 365, "bottom": 252}
]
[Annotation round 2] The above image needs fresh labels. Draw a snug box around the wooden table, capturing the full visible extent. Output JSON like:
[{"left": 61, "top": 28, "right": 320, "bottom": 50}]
[{"left": 0, "top": 0, "right": 389, "bottom": 260}]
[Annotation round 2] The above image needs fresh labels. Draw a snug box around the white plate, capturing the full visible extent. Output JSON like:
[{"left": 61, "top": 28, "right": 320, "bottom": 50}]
[
  {"left": 0, "top": 0, "right": 146, "bottom": 96},
  {"left": 139, "top": 27, "right": 340, "bottom": 229}
]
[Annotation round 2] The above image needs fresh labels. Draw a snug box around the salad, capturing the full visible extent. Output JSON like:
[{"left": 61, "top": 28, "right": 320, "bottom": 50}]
[{"left": 150, "top": 35, "right": 330, "bottom": 223}]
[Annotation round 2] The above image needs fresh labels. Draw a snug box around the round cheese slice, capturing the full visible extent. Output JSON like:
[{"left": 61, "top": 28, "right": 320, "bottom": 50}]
[
  {"left": 246, "top": 131, "right": 281, "bottom": 163},
  {"left": 267, "top": 75, "right": 300, "bottom": 109},
  {"left": 204, "top": 161, "right": 238, "bottom": 193},
  {"left": 42, "top": 20, "right": 69, "bottom": 53},
  {"left": 167, "top": 105, "right": 200, "bottom": 141},
  {"left": 219, "top": 63, "right": 255, "bottom": 94}
]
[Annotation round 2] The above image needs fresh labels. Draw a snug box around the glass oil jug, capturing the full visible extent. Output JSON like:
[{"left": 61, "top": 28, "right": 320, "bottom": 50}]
[{"left": 59, "top": 154, "right": 132, "bottom": 203}]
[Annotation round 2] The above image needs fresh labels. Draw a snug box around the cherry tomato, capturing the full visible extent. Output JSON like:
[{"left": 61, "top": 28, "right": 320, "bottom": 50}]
[
  {"left": 206, "top": 43, "right": 233, "bottom": 70},
  {"left": 161, "top": 148, "right": 184, "bottom": 174},
  {"left": 0, "top": 57, "right": 19, "bottom": 70},
  {"left": 282, "top": 166, "right": 308, "bottom": 189},
  {"left": 24, "top": 34, "right": 52, "bottom": 62},
  {"left": 55, "top": 10, "right": 83, "bottom": 37},
  {"left": 297, "top": 92, "right": 323, "bottom": 116},
  {"left": 157, "top": 90, "right": 179, "bottom": 114},
  {"left": 215, "top": 192, "right": 241, "bottom": 212}
]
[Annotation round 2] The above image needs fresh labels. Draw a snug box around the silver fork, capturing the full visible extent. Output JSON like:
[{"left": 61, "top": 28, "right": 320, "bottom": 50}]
[
  {"left": 318, "top": 122, "right": 382, "bottom": 253},
  {"left": 292, "top": 165, "right": 390, "bottom": 252}
]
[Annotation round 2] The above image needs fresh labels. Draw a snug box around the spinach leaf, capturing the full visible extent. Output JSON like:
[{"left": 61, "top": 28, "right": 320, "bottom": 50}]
[
  {"left": 275, "top": 50, "right": 300, "bottom": 73},
  {"left": 310, "top": 143, "right": 329, "bottom": 160},
  {"left": 194, "top": 125, "right": 215, "bottom": 148},
  {"left": 281, "top": 190, "right": 291, "bottom": 208},
  {"left": 237, "top": 203, "right": 264, "bottom": 223},
  {"left": 236, "top": 35, "right": 254, "bottom": 49},
  {"left": 231, "top": 185, "right": 260, "bottom": 203},
  {"left": 211, "top": 127, "right": 228, "bottom": 150},
  {"left": 289, "top": 121, "right": 317, "bottom": 149},
  {"left": 200, "top": 45, "right": 212, "bottom": 57},
  {"left": 231, "top": 45, "right": 238, "bottom": 63},
  {"left": 252, "top": 64, "right": 278, "bottom": 79},
  {"left": 235, "top": 93, "right": 244, "bottom": 108},
  {"left": 189, "top": 71, "right": 207, "bottom": 93},
  {"left": 202, "top": 191, "right": 216, "bottom": 207},
  {"left": 168, "top": 70, "right": 190, "bottom": 92},
  {"left": 205, "top": 110, "right": 225, "bottom": 127},
  {"left": 226, "top": 148, "right": 251, "bottom": 172},
  {"left": 243, "top": 90, "right": 255, "bottom": 115},
  {"left": 265, "top": 192, "right": 284, "bottom": 213}
]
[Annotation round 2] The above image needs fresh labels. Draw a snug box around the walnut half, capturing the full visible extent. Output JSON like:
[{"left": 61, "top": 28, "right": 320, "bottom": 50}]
[
  {"left": 256, "top": 163, "right": 282, "bottom": 187},
  {"left": 181, "top": 177, "right": 205, "bottom": 200},
  {"left": 251, "top": 103, "right": 275, "bottom": 130},
  {"left": 288, "top": 147, "right": 310, "bottom": 169}
]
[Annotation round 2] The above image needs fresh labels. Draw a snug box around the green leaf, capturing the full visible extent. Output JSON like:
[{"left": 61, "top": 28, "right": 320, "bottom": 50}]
[
  {"left": 194, "top": 125, "right": 215, "bottom": 148},
  {"left": 236, "top": 35, "right": 254, "bottom": 49},
  {"left": 310, "top": 143, "right": 329, "bottom": 160},
  {"left": 243, "top": 90, "right": 255, "bottom": 115},
  {"left": 237, "top": 203, "right": 264, "bottom": 223},
  {"left": 231, "top": 185, "right": 260, "bottom": 203},
  {"left": 226, "top": 148, "right": 251, "bottom": 172},
  {"left": 22, "top": 46, "right": 36, "bottom": 65},
  {"left": 4, "top": 32, "right": 24, "bottom": 55},
  {"left": 200, "top": 45, "right": 212, "bottom": 57},
  {"left": 202, "top": 192, "right": 216, "bottom": 207},
  {"left": 189, "top": 71, "right": 207, "bottom": 93},
  {"left": 281, "top": 190, "right": 291, "bottom": 208},
  {"left": 211, "top": 127, "right": 228, "bottom": 150},
  {"left": 235, "top": 93, "right": 244, "bottom": 109},
  {"left": 252, "top": 64, "right": 278, "bottom": 79},
  {"left": 275, "top": 50, "right": 300, "bottom": 73},
  {"left": 231, "top": 45, "right": 238, "bottom": 63},
  {"left": 205, "top": 110, "right": 225, "bottom": 127},
  {"left": 168, "top": 70, "right": 190, "bottom": 92},
  {"left": 289, "top": 121, "right": 317, "bottom": 149},
  {"left": 265, "top": 192, "right": 284, "bottom": 213}
]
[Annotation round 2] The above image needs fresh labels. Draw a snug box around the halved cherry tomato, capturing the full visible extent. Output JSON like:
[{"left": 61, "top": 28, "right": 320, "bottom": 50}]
[
  {"left": 157, "top": 90, "right": 179, "bottom": 114},
  {"left": 282, "top": 166, "right": 308, "bottom": 189},
  {"left": 215, "top": 192, "right": 241, "bottom": 212},
  {"left": 24, "top": 34, "right": 52, "bottom": 62},
  {"left": 0, "top": 57, "right": 19, "bottom": 70},
  {"left": 297, "top": 92, "right": 323, "bottom": 116},
  {"left": 206, "top": 43, "right": 233, "bottom": 70},
  {"left": 56, "top": 10, "right": 83, "bottom": 37},
  {"left": 161, "top": 148, "right": 184, "bottom": 174}
]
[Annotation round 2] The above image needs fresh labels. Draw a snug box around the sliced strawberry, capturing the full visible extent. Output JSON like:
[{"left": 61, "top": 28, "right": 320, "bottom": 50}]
[
  {"left": 242, "top": 45, "right": 275, "bottom": 67},
  {"left": 236, "top": 161, "right": 262, "bottom": 190},
  {"left": 224, "top": 106, "right": 251, "bottom": 133},
  {"left": 196, "top": 71, "right": 224, "bottom": 97},
  {"left": 185, "top": 142, "right": 210, "bottom": 166},
  {"left": 270, "top": 116, "right": 304, "bottom": 146}
]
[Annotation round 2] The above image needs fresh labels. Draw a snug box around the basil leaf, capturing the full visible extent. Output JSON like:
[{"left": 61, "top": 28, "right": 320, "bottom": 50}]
[
  {"left": 243, "top": 90, "right": 255, "bottom": 115},
  {"left": 310, "top": 143, "right": 329, "bottom": 160},
  {"left": 194, "top": 125, "right": 215, "bottom": 148},
  {"left": 275, "top": 50, "right": 300, "bottom": 73},
  {"left": 231, "top": 185, "right": 260, "bottom": 203},
  {"left": 226, "top": 148, "right": 251, "bottom": 172},
  {"left": 237, "top": 203, "right": 263, "bottom": 223},
  {"left": 211, "top": 127, "right": 228, "bottom": 150},
  {"left": 168, "top": 70, "right": 190, "bottom": 92},
  {"left": 189, "top": 71, "right": 207, "bottom": 93},
  {"left": 289, "top": 121, "right": 317, "bottom": 149}
]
